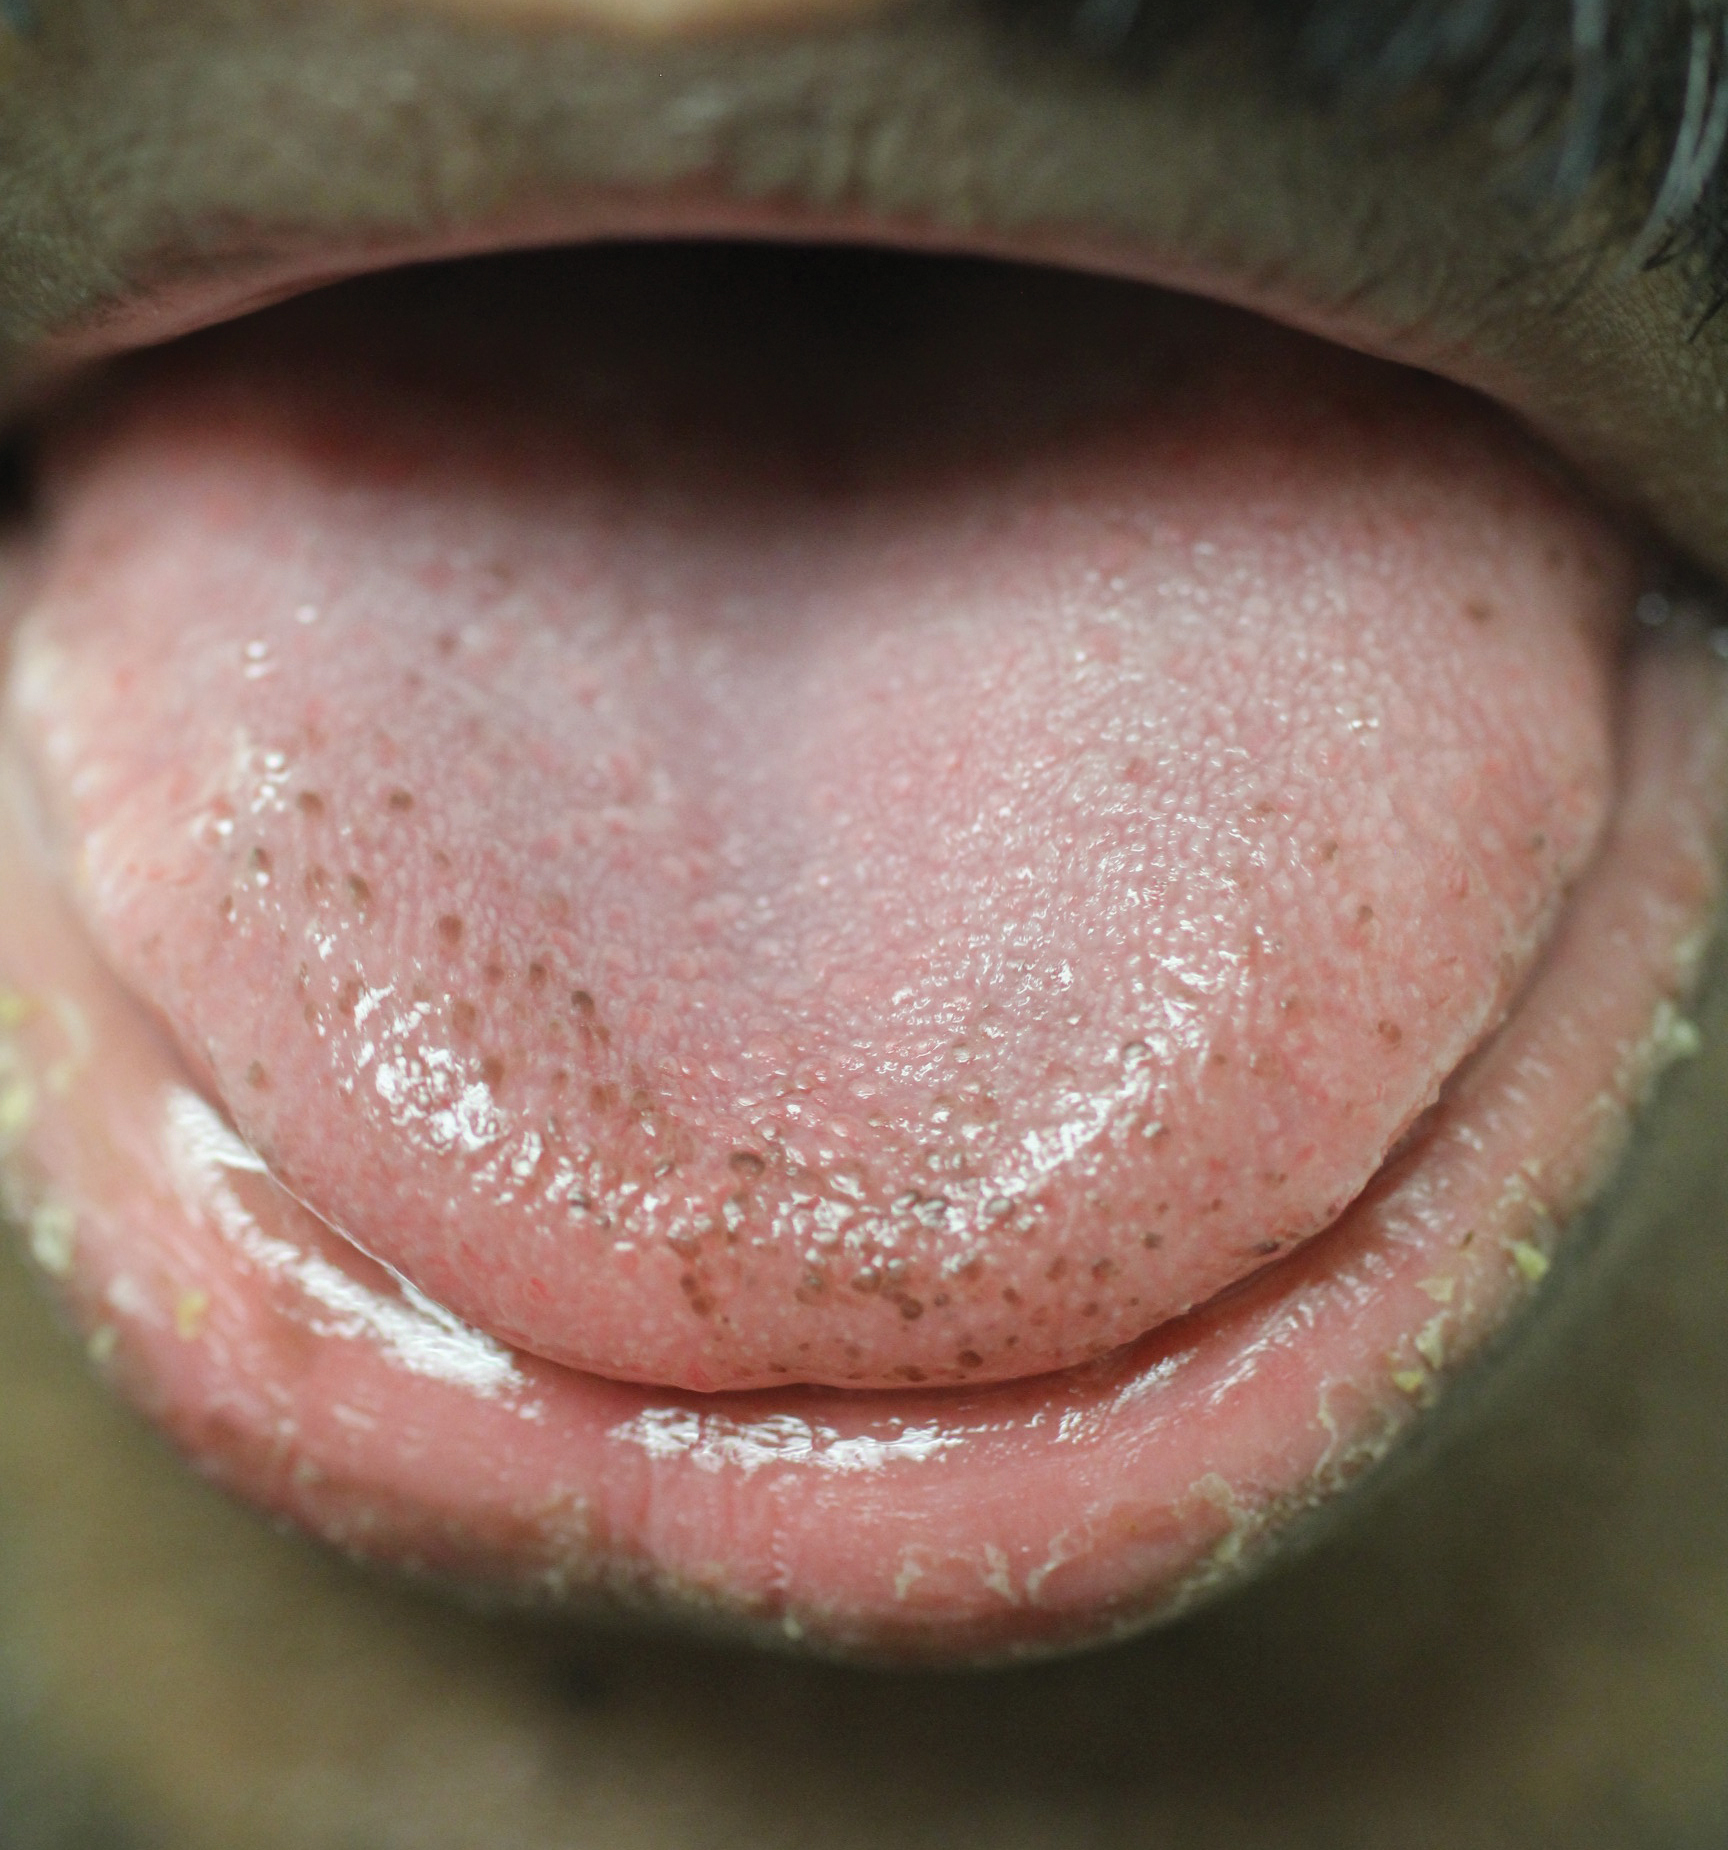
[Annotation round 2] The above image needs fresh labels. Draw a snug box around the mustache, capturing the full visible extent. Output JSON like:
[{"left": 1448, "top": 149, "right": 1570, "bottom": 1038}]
[{"left": 1020, "top": 0, "right": 1728, "bottom": 307}]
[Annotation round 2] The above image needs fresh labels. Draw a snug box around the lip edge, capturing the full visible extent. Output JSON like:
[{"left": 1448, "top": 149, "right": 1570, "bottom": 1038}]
[{"left": 12, "top": 183, "right": 1538, "bottom": 455}]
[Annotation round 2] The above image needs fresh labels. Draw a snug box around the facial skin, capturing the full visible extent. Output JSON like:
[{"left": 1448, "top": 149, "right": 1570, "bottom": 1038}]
[{"left": 5, "top": 0, "right": 1728, "bottom": 1842}]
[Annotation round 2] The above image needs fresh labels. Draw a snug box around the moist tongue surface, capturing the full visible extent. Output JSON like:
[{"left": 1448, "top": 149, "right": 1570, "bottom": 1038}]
[{"left": 7, "top": 249, "right": 1626, "bottom": 1391}]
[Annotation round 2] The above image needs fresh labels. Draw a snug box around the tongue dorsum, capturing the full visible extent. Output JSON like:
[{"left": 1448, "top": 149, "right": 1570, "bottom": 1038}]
[{"left": 8, "top": 251, "right": 1624, "bottom": 1392}]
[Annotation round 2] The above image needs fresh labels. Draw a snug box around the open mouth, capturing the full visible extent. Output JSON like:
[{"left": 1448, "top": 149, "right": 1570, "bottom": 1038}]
[{"left": 2, "top": 10, "right": 1727, "bottom": 1666}]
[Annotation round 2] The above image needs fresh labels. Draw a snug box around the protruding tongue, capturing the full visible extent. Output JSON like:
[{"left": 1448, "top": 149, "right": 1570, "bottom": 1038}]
[{"left": 9, "top": 248, "right": 1625, "bottom": 1391}]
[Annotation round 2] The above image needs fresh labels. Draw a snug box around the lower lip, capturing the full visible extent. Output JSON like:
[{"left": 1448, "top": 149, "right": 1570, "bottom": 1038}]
[{"left": 0, "top": 612, "right": 1722, "bottom": 1661}]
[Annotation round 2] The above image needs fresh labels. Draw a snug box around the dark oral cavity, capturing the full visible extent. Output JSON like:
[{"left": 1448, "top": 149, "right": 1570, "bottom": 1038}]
[{"left": 0, "top": 245, "right": 1723, "bottom": 1659}]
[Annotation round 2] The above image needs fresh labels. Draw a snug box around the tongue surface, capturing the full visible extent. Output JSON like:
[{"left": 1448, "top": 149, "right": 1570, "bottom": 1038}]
[{"left": 9, "top": 250, "right": 1626, "bottom": 1391}]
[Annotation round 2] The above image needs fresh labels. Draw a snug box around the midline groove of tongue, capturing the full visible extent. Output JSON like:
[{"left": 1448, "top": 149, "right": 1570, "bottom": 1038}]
[{"left": 10, "top": 271, "right": 1626, "bottom": 1392}]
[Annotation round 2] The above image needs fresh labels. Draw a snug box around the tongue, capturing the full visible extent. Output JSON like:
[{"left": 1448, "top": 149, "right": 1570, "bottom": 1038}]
[{"left": 9, "top": 249, "right": 1625, "bottom": 1391}]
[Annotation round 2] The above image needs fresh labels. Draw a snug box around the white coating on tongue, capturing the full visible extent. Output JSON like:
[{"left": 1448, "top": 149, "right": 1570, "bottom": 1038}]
[{"left": 8, "top": 255, "right": 1625, "bottom": 1390}]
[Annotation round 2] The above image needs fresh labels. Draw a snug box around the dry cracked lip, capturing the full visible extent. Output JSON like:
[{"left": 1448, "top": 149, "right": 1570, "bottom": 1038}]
[{"left": 0, "top": 225, "right": 1726, "bottom": 1665}]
